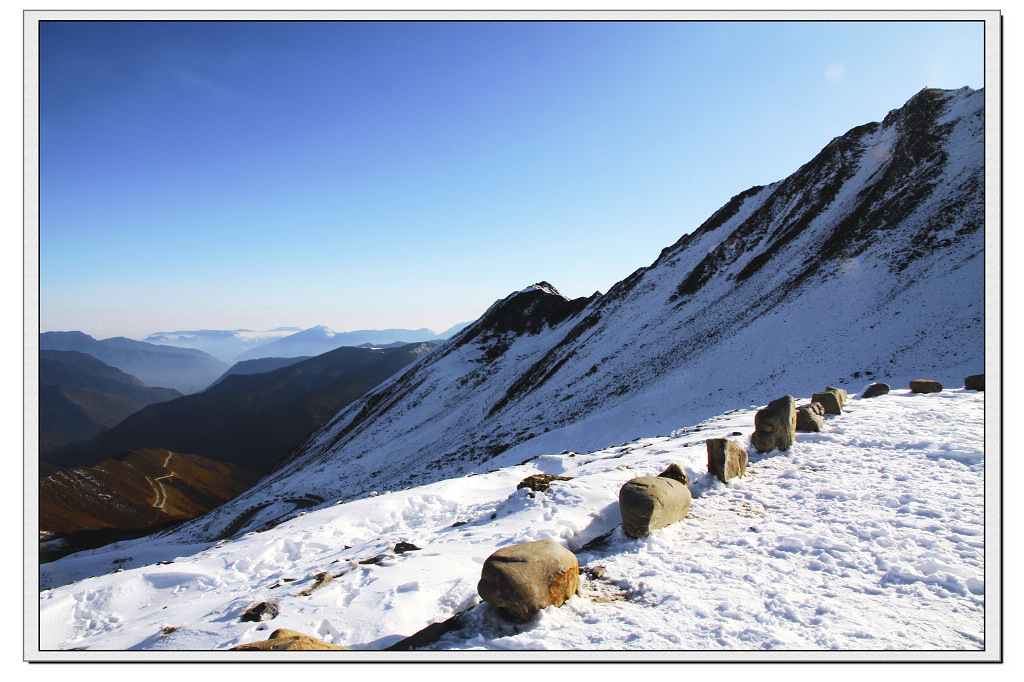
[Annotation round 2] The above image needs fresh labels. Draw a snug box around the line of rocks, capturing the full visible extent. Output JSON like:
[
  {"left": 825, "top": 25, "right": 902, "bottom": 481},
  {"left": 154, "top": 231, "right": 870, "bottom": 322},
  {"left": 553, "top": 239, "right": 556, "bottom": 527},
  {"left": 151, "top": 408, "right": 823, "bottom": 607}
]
[{"left": 229, "top": 374, "right": 983, "bottom": 651}]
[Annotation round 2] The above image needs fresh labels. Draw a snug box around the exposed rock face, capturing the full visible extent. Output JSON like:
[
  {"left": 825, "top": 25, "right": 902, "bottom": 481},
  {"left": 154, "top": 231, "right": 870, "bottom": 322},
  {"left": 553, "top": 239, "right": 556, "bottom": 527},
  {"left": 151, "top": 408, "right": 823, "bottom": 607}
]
[
  {"left": 812, "top": 390, "right": 844, "bottom": 415},
  {"left": 862, "top": 383, "right": 891, "bottom": 398},
  {"left": 231, "top": 629, "right": 349, "bottom": 651},
  {"left": 705, "top": 439, "right": 748, "bottom": 483},
  {"left": 477, "top": 539, "right": 579, "bottom": 621},
  {"left": 658, "top": 462, "right": 689, "bottom": 486},
  {"left": 618, "top": 476, "right": 692, "bottom": 538},
  {"left": 750, "top": 396, "right": 797, "bottom": 453},
  {"left": 795, "top": 405, "right": 825, "bottom": 432},
  {"left": 910, "top": 379, "right": 943, "bottom": 394},
  {"left": 296, "top": 572, "right": 333, "bottom": 597},
  {"left": 517, "top": 474, "right": 574, "bottom": 493},
  {"left": 964, "top": 374, "right": 984, "bottom": 391}
]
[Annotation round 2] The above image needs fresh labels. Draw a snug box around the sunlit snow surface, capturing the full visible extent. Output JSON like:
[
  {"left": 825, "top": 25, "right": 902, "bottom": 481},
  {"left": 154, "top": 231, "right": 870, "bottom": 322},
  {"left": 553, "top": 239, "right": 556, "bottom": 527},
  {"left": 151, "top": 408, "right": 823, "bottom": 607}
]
[{"left": 39, "top": 388, "right": 984, "bottom": 653}]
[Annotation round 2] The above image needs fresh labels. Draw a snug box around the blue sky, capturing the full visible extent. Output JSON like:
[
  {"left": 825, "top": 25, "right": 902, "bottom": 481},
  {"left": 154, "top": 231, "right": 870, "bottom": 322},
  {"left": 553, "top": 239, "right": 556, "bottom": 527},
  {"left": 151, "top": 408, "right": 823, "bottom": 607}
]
[{"left": 38, "top": 19, "right": 986, "bottom": 339}]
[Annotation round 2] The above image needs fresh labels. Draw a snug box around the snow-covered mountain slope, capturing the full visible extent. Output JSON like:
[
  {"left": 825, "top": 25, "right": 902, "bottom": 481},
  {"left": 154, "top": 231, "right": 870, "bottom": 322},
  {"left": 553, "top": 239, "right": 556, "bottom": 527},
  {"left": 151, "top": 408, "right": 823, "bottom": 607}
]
[
  {"left": 125, "top": 86, "right": 985, "bottom": 547},
  {"left": 37, "top": 388, "right": 986, "bottom": 653}
]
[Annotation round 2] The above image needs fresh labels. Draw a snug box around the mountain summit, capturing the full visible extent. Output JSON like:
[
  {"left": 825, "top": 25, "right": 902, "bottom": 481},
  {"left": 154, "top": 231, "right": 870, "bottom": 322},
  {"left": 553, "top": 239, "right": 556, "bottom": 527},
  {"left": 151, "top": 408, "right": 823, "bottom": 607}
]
[{"left": 85, "top": 87, "right": 988, "bottom": 547}]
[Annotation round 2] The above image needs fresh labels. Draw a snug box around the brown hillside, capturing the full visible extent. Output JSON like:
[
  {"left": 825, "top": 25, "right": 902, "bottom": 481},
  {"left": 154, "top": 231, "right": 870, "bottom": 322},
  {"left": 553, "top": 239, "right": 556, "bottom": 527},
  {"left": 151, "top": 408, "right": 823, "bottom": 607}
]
[{"left": 40, "top": 449, "right": 259, "bottom": 535}]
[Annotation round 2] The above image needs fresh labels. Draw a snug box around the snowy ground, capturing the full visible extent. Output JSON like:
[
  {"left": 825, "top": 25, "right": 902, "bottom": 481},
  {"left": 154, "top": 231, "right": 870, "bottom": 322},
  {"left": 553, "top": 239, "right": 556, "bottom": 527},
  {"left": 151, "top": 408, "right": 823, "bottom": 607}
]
[{"left": 35, "top": 387, "right": 988, "bottom": 660}]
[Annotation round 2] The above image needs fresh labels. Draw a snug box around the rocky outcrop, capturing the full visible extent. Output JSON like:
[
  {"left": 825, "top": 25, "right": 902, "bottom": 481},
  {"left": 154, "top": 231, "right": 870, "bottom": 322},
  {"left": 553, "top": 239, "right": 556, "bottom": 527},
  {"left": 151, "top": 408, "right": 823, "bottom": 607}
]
[
  {"left": 619, "top": 477, "right": 692, "bottom": 538},
  {"left": 517, "top": 474, "right": 574, "bottom": 493},
  {"left": 910, "top": 379, "right": 943, "bottom": 394},
  {"left": 750, "top": 396, "right": 797, "bottom": 453},
  {"left": 231, "top": 629, "right": 349, "bottom": 651},
  {"left": 964, "top": 374, "right": 984, "bottom": 391},
  {"left": 705, "top": 439, "right": 748, "bottom": 483},
  {"left": 795, "top": 404, "right": 825, "bottom": 432},
  {"left": 477, "top": 539, "right": 579, "bottom": 621},
  {"left": 862, "top": 382, "right": 891, "bottom": 398}
]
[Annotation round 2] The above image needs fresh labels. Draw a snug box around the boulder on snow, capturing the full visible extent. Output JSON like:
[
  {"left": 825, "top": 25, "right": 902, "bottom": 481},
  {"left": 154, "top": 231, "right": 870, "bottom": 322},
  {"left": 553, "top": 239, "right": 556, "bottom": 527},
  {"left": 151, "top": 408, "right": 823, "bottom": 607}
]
[
  {"left": 296, "top": 571, "right": 333, "bottom": 597},
  {"left": 862, "top": 382, "right": 890, "bottom": 399},
  {"left": 798, "top": 402, "right": 825, "bottom": 417},
  {"left": 619, "top": 476, "right": 692, "bottom": 538},
  {"left": 517, "top": 474, "right": 574, "bottom": 493},
  {"left": 477, "top": 539, "right": 579, "bottom": 622},
  {"left": 826, "top": 386, "right": 849, "bottom": 405},
  {"left": 910, "top": 379, "right": 943, "bottom": 394},
  {"left": 750, "top": 395, "right": 797, "bottom": 453},
  {"left": 964, "top": 374, "right": 984, "bottom": 391},
  {"left": 231, "top": 629, "right": 349, "bottom": 651},
  {"left": 706, "top": 439, "right": 747, "bottom": 483},
  {"left": 658, "top": 462, "right": 689, "bottom": 485},
  {"left": 811, "top": 390, "right": 843, "bottom": 415},
  {"left": 239, "top": 602, "right": 279, "bottom": 622},
  {"left": 795, "top": 405, "right": 825, "bottom": 432}
]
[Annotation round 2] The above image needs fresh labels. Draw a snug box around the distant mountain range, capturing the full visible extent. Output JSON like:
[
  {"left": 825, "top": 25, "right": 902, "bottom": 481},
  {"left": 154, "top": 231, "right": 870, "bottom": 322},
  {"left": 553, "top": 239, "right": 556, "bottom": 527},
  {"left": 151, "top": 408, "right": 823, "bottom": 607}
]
[
  {"left": 207, "top": 356, "right": 311, "bottom": 388},
  {"left": 40, "top": 331, "right": 227, "bottom": 394},
  {"left": 142, "top": 328, "right": 303, "bottom": 363},
  {"left": 231, "top": 324, "right": 471, "bottom": 363},
  {"left": 43, "top": 342, "right": 439, "bottom": 475},
  {"left": 142, "top": 324, "right": 473, "bottom": 364},
  {"left": 39, "top": 350, "right": 182, "bottom": 455}
]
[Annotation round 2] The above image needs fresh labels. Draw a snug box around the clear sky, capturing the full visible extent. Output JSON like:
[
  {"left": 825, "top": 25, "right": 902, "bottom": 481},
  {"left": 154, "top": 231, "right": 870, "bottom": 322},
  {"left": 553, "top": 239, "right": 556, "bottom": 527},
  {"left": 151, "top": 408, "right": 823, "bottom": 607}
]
[{"left": 38, "top": 19, "right": 986, "bottom": 340}]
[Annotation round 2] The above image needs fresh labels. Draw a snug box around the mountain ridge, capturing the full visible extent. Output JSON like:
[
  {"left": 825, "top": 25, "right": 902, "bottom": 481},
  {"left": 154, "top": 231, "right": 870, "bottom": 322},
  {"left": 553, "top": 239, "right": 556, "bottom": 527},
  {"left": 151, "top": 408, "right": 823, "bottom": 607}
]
[{"left": 147, "top": 86, "right": 985, "bottom": 545}]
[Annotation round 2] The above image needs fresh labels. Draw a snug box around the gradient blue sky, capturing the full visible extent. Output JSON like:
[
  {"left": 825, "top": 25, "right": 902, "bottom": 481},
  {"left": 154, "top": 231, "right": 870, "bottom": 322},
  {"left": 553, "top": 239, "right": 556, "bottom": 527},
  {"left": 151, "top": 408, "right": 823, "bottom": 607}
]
[{"left": 38, "top": 19, "right": 985, "bottom": 339}]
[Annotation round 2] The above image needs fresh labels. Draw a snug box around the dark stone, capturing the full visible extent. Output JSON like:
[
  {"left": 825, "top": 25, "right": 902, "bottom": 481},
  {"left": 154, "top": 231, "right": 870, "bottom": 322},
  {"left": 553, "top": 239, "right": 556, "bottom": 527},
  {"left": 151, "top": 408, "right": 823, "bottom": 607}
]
[
  {"left": 750, "top": 396, "right": 797, "bottom": 453},
  {"left": 516, "top": 474, "right": 574, "bottom": 493},
  {"left": 706, "top": 439, "right": 748, "bottom": 482},
  {"left": 384, "top": 603, "right": 479, "bottom": 651},
  {"left": 910, "top": 379, "right": 943, "bottom": 394},
  {"left": 964, "top": 374, "right": 984, "bottom": 391},
  {"left": 795, "top": 405, "right": 825, "bottom": 432},
  {"left": 826, "top": 386, "right": 849, "bottom": 405},
  {"left": 619, "top": 477, "right": 692, "bottom": 538},
  {"left": 811, "top": 390, "right": 843, "bottom": 415},
  {"left": 393, "top": 542, "right": 421, "bottom": 554},
  {"left": 658, "top": 462, "right": 689, "bottom": 485},
  {"left": 240, "top": 602, "right": 279, "bottom": 622},
  {"left": 862, "top": 382, "right": 891, "bottom": 398}
]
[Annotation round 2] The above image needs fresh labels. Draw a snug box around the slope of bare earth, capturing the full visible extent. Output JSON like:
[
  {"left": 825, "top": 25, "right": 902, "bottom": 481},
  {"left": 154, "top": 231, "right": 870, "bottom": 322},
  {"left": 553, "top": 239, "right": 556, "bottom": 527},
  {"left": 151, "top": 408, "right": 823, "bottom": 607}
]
[{"left": 40, "top": 449, "right": 259, "bottom": 562}]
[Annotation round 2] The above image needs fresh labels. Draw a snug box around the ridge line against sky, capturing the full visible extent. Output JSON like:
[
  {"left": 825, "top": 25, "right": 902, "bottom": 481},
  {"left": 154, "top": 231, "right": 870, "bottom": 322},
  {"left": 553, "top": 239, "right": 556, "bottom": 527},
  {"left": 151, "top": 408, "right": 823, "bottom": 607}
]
[{"left": 34, "top": 12, "right": 987, "bottom": 340}]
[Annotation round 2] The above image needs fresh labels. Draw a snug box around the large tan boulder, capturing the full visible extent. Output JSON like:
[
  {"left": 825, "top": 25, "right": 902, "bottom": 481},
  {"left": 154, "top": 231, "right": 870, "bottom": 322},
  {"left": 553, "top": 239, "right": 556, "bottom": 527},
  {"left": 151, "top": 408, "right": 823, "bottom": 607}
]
[
  {"left": 658, "top": 462, "right": 689, "bottom": 485},
  {"left": 910, "top": 379, "right": 943, "bottom": 394},
  {"left": 811, "top": 390, "right": 843, "bottom": 415},
  {"left": 750, "top": 395, "right": 797, "bottom": 453},
  {"left": 706, "top": 439, "right": 747, "bottom": 483},
  {"left": 477, "top": 539, "right": 579, "bottom": 621},
  {"left": 231, "top": 629, "right": 349, "bottom": 651},
  {"left": 964, "top": 374, "right": 984, "bottom": 391},
  {"left": 619, "top": 476, "right": 692, "bottom": 538}
]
